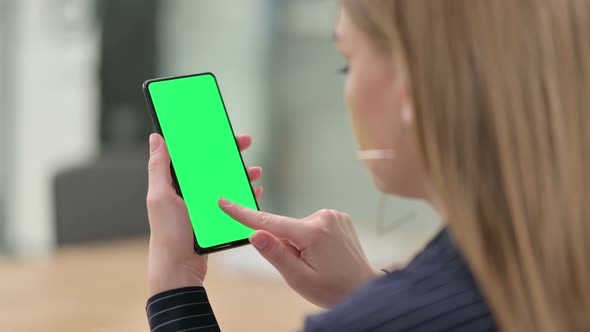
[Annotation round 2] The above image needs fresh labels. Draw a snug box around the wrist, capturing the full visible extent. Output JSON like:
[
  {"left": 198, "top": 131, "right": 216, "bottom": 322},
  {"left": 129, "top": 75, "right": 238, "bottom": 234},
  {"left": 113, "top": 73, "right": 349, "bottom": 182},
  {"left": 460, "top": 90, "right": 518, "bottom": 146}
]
[
  {"left": 374, "top": 267, "right": 389, "bottom": 276},
  {"left": 148, "top": 265, "right": 204, "bottom": 297}
]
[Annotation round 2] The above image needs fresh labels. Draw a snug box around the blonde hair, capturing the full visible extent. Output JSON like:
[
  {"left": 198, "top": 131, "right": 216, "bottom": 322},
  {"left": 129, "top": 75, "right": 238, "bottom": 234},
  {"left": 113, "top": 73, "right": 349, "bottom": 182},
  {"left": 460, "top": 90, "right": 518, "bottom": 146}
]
[{"left": 341, "top": 0, "right": 590, "bottom": 331}]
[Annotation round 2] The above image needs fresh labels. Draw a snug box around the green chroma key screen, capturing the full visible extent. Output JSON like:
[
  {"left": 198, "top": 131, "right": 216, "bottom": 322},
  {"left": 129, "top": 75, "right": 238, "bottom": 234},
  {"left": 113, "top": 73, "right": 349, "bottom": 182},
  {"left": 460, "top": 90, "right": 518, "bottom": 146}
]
[{"left": 145, "top": 73, "right": 257, "bottom": 251}]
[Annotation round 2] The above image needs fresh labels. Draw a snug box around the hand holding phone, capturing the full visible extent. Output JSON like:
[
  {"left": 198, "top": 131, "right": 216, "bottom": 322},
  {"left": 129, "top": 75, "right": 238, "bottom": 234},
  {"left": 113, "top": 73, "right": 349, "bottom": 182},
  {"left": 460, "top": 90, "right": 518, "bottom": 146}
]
[{"left": 145, "top": 132, "right": 263, "bottom": 296}]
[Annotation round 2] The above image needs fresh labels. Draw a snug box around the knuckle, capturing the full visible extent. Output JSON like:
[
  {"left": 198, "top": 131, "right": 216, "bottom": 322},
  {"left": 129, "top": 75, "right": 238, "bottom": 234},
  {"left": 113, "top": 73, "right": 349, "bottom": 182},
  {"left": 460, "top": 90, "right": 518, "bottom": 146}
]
[
  {"left": 315, "top": 209, "right": 339, "bottom": 226},
  {"left": 310, "top": 221, "right": 331, "bottom": 239},
  {"left": 309, "top": 209, "right": 350, "bottom": 238},
  {"left": 259, "top": 212, "right": 273, "bottom": 226},
  {"left": 147, "top": 156, "right": 163, "bottom": 173},
  {"left": 231, "top": 203, "right": 245, "bottom": 215},
  {"left": 266, "top": 243, "right": 282, "bottom": 260},
  {"left": 146, "top": 192, "right": 174, "bottom": 209},
  {"left": 315, "top": 209, "right": 334, "bottom": 220}
]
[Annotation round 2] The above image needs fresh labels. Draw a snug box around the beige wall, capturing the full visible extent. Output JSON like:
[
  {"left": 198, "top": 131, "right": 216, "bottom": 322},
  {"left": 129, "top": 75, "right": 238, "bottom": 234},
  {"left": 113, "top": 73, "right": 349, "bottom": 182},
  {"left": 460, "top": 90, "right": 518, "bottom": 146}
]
[
  {"left": 3, "top": 0, "right": 99, "bottom": 256},
  {"left": 0, "top": 1, "right": 11, "bottom": 248}
]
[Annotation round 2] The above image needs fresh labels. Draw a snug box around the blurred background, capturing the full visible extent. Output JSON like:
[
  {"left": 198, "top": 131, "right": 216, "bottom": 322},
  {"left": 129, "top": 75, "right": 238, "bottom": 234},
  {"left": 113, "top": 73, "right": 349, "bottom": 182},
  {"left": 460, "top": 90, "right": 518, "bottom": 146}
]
[{"left": 0, "top": 1, "right": 440, "bottom": 331}]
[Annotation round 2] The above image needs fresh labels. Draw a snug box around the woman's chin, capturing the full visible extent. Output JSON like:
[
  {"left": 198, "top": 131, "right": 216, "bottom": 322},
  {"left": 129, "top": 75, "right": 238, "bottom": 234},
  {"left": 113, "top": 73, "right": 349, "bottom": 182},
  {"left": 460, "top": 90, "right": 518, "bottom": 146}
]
[
  {"left": 371, "top": 174, "right": 424, "bottom": 199},
  {"left": 372, "top": 176, "right": 391, "bottom": 193}
]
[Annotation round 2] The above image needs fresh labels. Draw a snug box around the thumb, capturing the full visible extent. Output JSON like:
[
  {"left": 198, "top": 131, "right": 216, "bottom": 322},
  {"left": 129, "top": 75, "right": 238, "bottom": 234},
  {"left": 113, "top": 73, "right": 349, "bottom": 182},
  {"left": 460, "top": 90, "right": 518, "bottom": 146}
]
[
  {"left": 250, "top": 230, "right": 313, "bottom": 284},
  {"left": 148, "top": 133, "right": 173, "bottom": 195}
]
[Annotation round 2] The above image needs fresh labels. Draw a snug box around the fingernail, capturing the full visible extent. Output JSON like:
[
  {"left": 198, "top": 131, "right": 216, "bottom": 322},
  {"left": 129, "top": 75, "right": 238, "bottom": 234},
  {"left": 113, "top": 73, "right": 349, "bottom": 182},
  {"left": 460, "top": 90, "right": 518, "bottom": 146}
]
[
  {"left": 219, "top": 197, "right": 233, "bottom": 207},
  {"left": 251, "top": 233, "right": 269, "bottom": 250},
  {"left": 149, "top": 134, "right": 160, "bottom": 153}
]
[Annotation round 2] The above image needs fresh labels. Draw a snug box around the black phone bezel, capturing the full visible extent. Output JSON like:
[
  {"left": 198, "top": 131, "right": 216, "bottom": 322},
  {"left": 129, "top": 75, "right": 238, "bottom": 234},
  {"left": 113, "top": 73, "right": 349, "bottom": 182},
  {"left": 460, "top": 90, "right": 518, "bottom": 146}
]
[{"left": 142, "top": 72, "right": 258, "bottom": 254}]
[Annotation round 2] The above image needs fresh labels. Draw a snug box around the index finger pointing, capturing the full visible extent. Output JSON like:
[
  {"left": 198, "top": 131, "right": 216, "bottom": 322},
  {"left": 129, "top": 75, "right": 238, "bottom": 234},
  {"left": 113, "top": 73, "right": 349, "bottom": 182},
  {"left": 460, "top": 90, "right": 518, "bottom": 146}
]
[{"left": 218, "top": 197, "right": 306, "bottom": 245}]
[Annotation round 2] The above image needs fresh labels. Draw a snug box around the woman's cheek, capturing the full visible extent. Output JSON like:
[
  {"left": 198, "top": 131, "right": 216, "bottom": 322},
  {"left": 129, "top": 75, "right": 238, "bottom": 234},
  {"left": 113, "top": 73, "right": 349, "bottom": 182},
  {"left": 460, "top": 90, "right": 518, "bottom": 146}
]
[{"left": 345, "top": 75, "right": 372, "bottom": 149}]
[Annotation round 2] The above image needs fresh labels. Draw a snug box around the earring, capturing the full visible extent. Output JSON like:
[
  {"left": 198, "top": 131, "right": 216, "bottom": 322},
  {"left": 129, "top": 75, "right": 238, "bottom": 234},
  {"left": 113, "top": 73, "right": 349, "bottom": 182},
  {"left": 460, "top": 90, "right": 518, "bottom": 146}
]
[{"left": 401, "top": 105, "right": 413, "bottom": 125}]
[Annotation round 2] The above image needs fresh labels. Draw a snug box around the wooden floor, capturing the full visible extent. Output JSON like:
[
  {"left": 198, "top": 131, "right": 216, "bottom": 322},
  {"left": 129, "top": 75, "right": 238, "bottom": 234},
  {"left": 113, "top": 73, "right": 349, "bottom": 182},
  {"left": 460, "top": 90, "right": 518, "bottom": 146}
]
[{"left": 0, "top": 238, "right": 319, "bottom": 332}]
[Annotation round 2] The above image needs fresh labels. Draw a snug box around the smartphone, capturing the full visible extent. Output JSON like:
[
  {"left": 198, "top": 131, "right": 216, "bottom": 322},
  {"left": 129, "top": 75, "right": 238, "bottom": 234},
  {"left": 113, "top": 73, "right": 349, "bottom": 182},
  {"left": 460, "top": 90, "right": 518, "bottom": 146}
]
[{"left": 142, "top": 72, "right": 259, "bottom": 254}]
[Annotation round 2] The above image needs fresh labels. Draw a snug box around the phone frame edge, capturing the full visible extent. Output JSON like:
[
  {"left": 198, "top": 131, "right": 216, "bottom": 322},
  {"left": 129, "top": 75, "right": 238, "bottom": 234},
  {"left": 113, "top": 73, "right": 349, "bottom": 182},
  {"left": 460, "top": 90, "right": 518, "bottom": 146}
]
[{"left": 141, "top": 72, "right": 256, "bottom": 255}]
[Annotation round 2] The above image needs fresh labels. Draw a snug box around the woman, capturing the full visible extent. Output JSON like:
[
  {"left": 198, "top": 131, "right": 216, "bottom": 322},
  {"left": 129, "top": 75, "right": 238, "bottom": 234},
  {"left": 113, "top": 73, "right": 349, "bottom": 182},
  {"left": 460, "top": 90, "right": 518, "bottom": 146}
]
[{"left": 145, "top": 1, "right": 590, "bottom": 331}]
